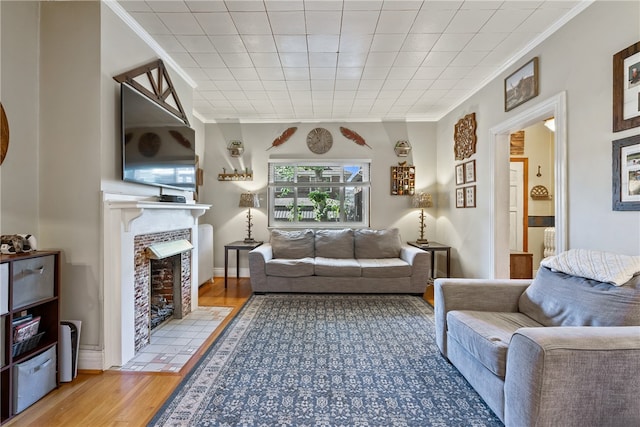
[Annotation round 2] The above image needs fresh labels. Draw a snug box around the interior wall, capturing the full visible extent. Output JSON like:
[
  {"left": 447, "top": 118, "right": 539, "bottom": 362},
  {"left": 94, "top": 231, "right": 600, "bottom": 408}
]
[
  {"left": 199, "top": 121, "right": 437, "bottom": 273},
  {"left": 435, "top": 0, "right": 640, "bottom": 278},
  {"left": 0, "top": 1, "right": 40, "bottom": 234}
]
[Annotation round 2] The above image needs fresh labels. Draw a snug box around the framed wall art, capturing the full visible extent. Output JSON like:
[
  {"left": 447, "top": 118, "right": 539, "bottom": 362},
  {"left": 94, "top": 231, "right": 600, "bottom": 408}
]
[
  {"left": 613, "top": 41, "right": 640, "bottom": 132},
  {"left": 455, "top": 164, "right": 465, "bottom": 185},
  {"left": 464, "top": 160, "right": 476, "bottom": 183},
  {"left": 465, "top": 185, "right": 476, "bottom": 208},
  {"left": 612, "top": 134, "right": 640, "bottom": 211},
  {"left": 456, "top": 187, "right": 465, "bottom": 208},
  {"left": 504, "top": 57, "right": 539, "bottom": 112}
]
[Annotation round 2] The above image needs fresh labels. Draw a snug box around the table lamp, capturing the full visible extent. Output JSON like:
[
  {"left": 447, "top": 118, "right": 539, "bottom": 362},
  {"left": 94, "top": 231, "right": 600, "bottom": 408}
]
[
  {"left": 239, "top": 192, "right": 259, "bottom": 243},
  {"left": 412, "top": 192, "right": 433, "bottom": 244}
]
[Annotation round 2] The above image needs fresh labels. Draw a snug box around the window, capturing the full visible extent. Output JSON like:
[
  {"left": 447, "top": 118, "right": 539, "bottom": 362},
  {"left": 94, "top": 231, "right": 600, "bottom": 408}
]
[{"left": 268, "top": 160, "right": 370, "bottom": 227}]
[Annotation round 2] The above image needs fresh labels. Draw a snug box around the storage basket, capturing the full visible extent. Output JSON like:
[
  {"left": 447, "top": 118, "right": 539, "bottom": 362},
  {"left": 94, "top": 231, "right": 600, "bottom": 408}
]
[{"left": 12, "top": 332, "right": 45, "bottom": 357}]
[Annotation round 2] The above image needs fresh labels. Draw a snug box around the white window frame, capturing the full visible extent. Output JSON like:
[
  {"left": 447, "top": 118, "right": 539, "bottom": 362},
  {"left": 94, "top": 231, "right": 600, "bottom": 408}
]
[{"left": 268, "top": 159, "right": 371, "bottom": 228}]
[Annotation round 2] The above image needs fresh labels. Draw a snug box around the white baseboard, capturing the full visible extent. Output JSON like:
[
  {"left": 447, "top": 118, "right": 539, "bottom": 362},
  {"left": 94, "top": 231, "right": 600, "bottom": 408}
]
[{"left": 78, "top": 348, "right": 105, "bottom": 371}]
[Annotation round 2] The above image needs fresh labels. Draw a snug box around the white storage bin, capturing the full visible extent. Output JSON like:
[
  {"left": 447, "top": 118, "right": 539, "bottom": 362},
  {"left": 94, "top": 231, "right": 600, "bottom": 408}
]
[
  {"left": 13, "top": 345, "right": 57, "bottom": 413},
  {"left": 12, "top": 255, "right": 55, "bottom": 309}
]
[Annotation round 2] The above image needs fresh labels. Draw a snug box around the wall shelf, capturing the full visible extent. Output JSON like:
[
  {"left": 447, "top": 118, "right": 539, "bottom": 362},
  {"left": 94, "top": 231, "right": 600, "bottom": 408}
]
[
  {"left": 217, "top": 173, "right": 253, "bottom": 181},
  {"left": 390, "top": 165, "right": 415, "bottom": 196}
]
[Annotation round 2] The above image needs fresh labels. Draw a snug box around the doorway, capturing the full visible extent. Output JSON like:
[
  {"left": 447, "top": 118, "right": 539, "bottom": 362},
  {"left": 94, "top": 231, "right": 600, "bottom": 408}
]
[{"left": 489, "top": 92, "right": 567, "bottom": 279}]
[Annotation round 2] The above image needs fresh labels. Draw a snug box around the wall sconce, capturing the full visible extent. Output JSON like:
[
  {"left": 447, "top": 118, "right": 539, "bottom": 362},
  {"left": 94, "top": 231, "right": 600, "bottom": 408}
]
[
  {"left": 227, "top": 140, "right": 244, "bottom": 157},
  {"left": 412, "top": 192, "right": 433, "bottom": 244},
  {"left": 239, "top": 192, "right": 259, "bottom": 243},
  {"left": 394, "top": 140, "right": 412, "bottom": 157}
]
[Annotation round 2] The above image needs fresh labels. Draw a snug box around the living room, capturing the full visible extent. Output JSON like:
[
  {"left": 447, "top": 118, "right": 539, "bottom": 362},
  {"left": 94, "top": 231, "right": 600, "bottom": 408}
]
[{"left": 1, "top": 0, "right": 639, "bottom": 425}]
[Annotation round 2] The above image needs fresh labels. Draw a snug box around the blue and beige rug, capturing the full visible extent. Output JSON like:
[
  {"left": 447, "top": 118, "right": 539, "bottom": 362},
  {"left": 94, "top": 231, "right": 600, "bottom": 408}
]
[{"left": 149, "top": 294, "right": 502, "bottom": 426}]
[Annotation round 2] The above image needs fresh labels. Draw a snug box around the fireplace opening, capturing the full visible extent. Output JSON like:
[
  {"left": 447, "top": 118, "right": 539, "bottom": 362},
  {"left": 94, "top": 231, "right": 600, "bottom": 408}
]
[{"left": 149, "top": 255, "right": 182, "bottom": 330}]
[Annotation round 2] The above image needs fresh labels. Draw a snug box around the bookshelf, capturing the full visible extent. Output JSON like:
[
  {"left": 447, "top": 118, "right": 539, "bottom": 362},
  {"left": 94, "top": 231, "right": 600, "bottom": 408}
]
[{"left": 390, "top": 165, "right": 416, "bottom": 196}]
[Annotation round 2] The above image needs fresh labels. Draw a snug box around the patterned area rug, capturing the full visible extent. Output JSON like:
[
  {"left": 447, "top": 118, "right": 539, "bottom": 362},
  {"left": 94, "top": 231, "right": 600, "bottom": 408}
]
[{"left": 149, "top": 294, "right": 502, "bottom": 426}]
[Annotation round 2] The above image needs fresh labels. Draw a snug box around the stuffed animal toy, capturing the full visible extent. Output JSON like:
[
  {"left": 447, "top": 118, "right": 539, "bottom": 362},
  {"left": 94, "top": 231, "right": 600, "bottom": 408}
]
[{"left": 0, "top": 234, "right": 37, "bottom": 254}]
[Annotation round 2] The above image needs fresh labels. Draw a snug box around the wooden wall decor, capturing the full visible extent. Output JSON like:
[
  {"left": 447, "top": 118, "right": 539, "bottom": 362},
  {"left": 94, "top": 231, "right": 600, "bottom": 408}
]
[
  {"left": 454, "top": 112, "right": 477, "bottom": 160},
  {"left": 510, "top": 130, "right": 525, "bottom": 155},
  {"left": 113, "top": 59, "right": 190, "bottom": 125}
]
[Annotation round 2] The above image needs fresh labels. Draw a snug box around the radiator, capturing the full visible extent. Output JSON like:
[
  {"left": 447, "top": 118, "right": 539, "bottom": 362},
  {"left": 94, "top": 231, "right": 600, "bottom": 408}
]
[
  {"left": 198, "top": 224, "right": 214, "bottom": 285},
  {"left": 543, "top": 227, "right": 556, "bottom": 258}
]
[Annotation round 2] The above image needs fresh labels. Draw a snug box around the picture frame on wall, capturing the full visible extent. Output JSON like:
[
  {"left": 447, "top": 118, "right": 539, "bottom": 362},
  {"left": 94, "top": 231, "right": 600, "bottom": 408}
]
[
  {"left": 465, "top": 185, "right": 476, "bottom": 208},
  {"left": 613, "top": 41, "right": 640, "bottom": 132},
  {"left": 464, "top": 160, "right": 476, "bottom": 183},
  {"left": 612, "top": 134, "right": 640, "bottom": 211},
  {"left": 455, "top": 164, "right": 465, "bottom": 185},
  {"left": 456, "top": 187, "right": 465, "bottom": 208},
  {"left": 504, "top": 57, "right": 539, "bottom": 112}
]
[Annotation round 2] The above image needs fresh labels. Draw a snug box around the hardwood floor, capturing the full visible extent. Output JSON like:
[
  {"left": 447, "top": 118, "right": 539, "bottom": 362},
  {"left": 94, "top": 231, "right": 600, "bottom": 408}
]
[{"left": 4, "top": 279, "right": 433, "bottom": 426}]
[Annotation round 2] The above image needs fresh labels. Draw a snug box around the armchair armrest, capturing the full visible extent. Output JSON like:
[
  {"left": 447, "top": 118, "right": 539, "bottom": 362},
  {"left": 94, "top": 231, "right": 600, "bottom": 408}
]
[
  {"left": 400, "top": 244, "right": 431, "bottom": 288},
  {"left": 505, "top": 326, "right": 640, "bottom": 427},
  {"left": 248, "top": 243, "right": 273, "bottom": 292},
  {"left": 434, "top": 279, "right": 531, "bottom": 357}
]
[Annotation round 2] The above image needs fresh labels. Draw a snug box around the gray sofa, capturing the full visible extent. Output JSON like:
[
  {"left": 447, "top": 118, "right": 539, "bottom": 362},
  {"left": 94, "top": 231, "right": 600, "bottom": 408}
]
[
  {"left": 248, "top": 228, "right": 430, "bottom": 293},
  {"left": 434, "top": 249, "right": 640, "bottom": 426}
]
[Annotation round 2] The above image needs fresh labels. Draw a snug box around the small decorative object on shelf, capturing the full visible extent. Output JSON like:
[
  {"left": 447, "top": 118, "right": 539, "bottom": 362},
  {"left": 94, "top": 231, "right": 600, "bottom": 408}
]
[
  {"left": 218, "top": 168, "right": 253, "bottom": 181},
  {"left": 394, "top": 140, "right": 412, "bottom": 157},
  {"left": 412, "top": 192, "right": 433, "bottom": 244},
  {"left": 227, "top": 140, "right": 244, "bottom": 157},
  {"left": 238, "top": 192, "right": 259, "bottom": 243},
  {"left": 390, "top": 165, "right": 415, "bottom": 196}
]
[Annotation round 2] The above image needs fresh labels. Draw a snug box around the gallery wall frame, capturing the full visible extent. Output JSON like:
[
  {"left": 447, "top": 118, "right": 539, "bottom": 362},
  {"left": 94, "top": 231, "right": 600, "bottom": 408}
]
[
  {"left": 455, "top": 164, "right": 465, "bottom": 185},
  {"left": 612, "top": 134, "right": 640, "bottom": 211},
  {"left": 464, "top": 160, "right": 476, "bottom": 183},
  {"left": 613, "top": 41, "right": 640, "bottom": 132},
  {"left": 456, "top": 187, "right": 465, "bottom": 208},
  {"left": 464, "top": 185, "right": 477, "bottom": 208},
  {"left": 504, "top": 57, "right": 539, "bottom": 112}
]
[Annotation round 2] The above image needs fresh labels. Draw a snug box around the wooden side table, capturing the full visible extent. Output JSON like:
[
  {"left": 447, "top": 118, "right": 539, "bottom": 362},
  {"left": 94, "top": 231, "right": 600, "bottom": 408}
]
[
  {"left": 408, "top": 241, "right": 451, "bottom": 278},
  {"left": 224, "top": 240, "right": 263, "bottom": 288}
]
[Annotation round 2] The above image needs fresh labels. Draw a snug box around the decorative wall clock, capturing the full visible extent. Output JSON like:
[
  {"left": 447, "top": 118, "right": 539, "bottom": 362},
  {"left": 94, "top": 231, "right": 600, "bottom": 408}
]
[
  {"left": 307, "top": 128, "right": 333, "bottom": 154},
  {"left": 454, "top": 112, "right": 477, "bottom": 160}
]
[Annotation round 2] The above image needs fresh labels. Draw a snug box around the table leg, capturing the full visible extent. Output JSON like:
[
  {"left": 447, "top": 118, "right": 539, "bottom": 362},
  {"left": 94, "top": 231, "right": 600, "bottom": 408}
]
[
  {"left": 446, "top": 249, "right": 451, "bottom": 278},
  {"left": 224, "top": 247, "right": 229, "bottom": 288},
  {"left": 236, "top": 249, "right": 240, "bottom": 280},
  {"left": 430, "top": 251, "right": 435, "bottom": 279}
]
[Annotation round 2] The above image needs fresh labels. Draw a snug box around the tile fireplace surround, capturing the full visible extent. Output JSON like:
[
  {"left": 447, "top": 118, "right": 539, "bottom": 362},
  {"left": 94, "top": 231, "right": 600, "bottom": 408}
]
[{"left": 102, "top": 193, "right": 210, "bottom": 370}]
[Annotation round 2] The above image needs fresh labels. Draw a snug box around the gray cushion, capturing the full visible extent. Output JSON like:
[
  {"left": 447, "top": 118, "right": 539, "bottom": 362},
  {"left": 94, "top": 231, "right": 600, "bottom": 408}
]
[
  {"left": 354, "top": 228, "right": 402, "bottom": 258},
  {"left": 270, "top": 229, "right": 315, "bottom": 259},
  {"left": 265, "top": 258, "right": 315, "bottom": 277},
  {"left": 314, "top": 257, "right": 361, "bottom": 277},
  {"left": 358, "top": 258, "right": 411, "bottom": 278},
  {"left": 447, "top": 310, "right": 543, "bottom": 378},
  {"left": 519, "top": 266, "right": 640, "bottom": 327},
  {"left": 314, "top": 229, "right": 354, "bottom": 259}
]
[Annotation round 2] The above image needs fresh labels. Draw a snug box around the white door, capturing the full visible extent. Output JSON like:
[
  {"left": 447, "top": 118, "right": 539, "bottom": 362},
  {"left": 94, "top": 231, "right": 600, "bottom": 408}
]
[{"left": 509, "top": 161, "right": 524, "bottom": 251}]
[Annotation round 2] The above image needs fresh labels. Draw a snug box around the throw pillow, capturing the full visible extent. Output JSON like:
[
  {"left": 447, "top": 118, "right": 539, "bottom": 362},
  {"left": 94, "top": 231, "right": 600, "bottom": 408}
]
[
  {"left": 315, "top": 229, "right": 354, "bottom": 259},
  {"left": 541, "top": 248, "right": 640, "bottom": 286},
  {"left": 354, "top": 228, "right": 402, "bottom": 259},
  {"left": 270, "top": 229, "right": 315, "bottom": 259}
]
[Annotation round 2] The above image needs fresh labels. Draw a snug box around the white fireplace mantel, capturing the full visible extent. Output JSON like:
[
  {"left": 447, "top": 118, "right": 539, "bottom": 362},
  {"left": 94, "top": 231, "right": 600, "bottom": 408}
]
[{"left": 101, "top": 194, "right": 210, "bottom": 370}]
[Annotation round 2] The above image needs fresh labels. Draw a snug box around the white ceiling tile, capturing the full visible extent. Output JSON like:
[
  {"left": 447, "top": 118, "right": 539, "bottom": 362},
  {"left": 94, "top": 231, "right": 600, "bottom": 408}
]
[
  {"left": 171, "top": 52, "right": 199, "bottom": 68},
  {"left": 231, "top": 12, "right": 272, "bottom": 34},
  {"left": 371, "top": 34, "right": 406, "bottom": 52},
  {"left": 483, "top": 9, "right": 533, "bottom": 33},
  {"left": 193, "top": 80, "right": 219, "bottom": 90},
  {"left": 268, "top": 90, "right": 291, "bottom": 100},
  {"left": 177, "top": 35, "right": 217, "bottom": 52},
  {"left": 242, "top": 35, "right": 278, "bottom": 52},
  {"left": 119, "top": 1, "right": 152, "bottom": 12},
  {"left": 180, "top": 67, "right": 209, "bottom": 81},
  {"left": 146, "top": 1, "right": 190, "bottom": 13},
  {"left": 362, "top": 66, "right": 390, "bottom": 79},
  {"left": 516, "top": 8, "right": 569, "bottom": 33},
  {"left": 449, "top": 51, "right": 487, "bottom": 67},
  {"left": 205, "top": 67, "right": 235, "bottom": 80},
  {"left": 238, "top": 80, "right": 265, "bottom": 90},
  {"left": 432, "top": 33, "right": 474, "bottom": 52},
  {"left": 394, "top": 51, "right": 427, "bottom": 67},
  {"left": 225, "top": 91, "right": 248, "bottom": 100},
  {"left": 250, "top": 52, "right": 281, "bottom": 67},
  {"left": 341, "top": 11, "right": 380, "bottom": 34},
  {"left": 430, "top": 79, "right": 458, "bottom": 90},
  {"left": 401, "top": 33, "right": 438, "bottom": 52},
  {"left": 335, "top": 79, "right": 360, "bottom": 90},
  {"left": 283, "top": 67, "right": 310, "bottom": 80},
  {"left": 186, "top": 1, "right": 228, "bottom": 12},
  {"left": 265, "top": 1, "right": 305, "bottom": 12},
  {"left": 387, "top": 67, "right": 417, "bottom": 80},
  {"left": 280, "top": 52, "right": 308, "bottom": 67},
  {"left": 225, "top": 1, "right": 265, "bottom": 12},
  {"left": 256, "top": 67, "right": 286, "bottom": 80},
  {"left": 262, "top": 80, "right": 287, "bottom": 90},
  {"left": 307, "top": 35, "right": 340, "bottom": 52},
  {"left": 439, "top": 66, "right": 471, "bottom": 80},
  {"left": 359, "top": 80, "right": 384, "bottom": 91},
  {"left": 338, "top": 52, "right": 367, "bottom": 68},
  {"left": 376, "top": 10, "right": 419, "bottom": 34},
  {"left": 200, "top": 90, "right": 225, "bottom": 100},
  {"left": 310, "top": 67, "right": 336, "bottom": 80},
  {"left": 333, "top": 91, "right": 356, "bottom": 99},
  {"left": 382, "top": 1, "right": 423, "bottom": 11},
  {"left": 422, "top": 51, "right": 457, "bottom": 67},
  {"left": 414, "top": 66, "right": 445, "bottom": 80},
  {"left": 464, "top": 32, "right": 507, "bottom": 52},
  {"left": 221, "top": 52, "right": 254, "bottom": 67},
  {"left": 311, "top": 79, "right": 334, "bottom": 90},
  {"left": 446, "top": 10, "right": 494, "bottom": 33},
  {"left": 338, "top": 34, "right": 373, "bottom": 53},
  {"left": 411, "top": 9, "right": 456, "bottom": 33},
  {"left": 309, "top": 52, "right": 337, "bottom": 68},
  {"left": 287, "top": 80, "right": 311, "bottom": 91},
  {"left": 406, "top": 79, "right": 433, "bottom": 90},
  {"left": 246, "top": 91, "right": 270, "bottom": 101},
  {"left": 210, "top": 35, "right": 247, "bottom": 52},
  {"left": 355, "top": 90, "right": 379, "bottom": 99},
  {"left": 274, "top": 35, "right": 308, "bottom": 52},
  {"left": 157, "top": 12, "right": 203, "bottom": 35},
  {"left": 306, "top": 11, "right": 342, "bottom": 34},
  {"left": 151, "top": 34, "right": 186, "bottom": 52},
  {"left": 366, "top": 52, "right": 397, "bottom": 67},
  {"left": 230, "top": 67, "right": 260, "bottom": 80},
  {"left": 493, "top": 31, "right": 537, "bottom": 53},
  {"left": 129, "top": 12, "right": 170, "bottom": 35},
  {"left": 343, "top": 0, "right": 382, "bottom": 11},
  {"left": 305, "top": 1, "right": 343, "bottom": 11},
  {"left": 459, "top": 1, "right": 503, "bottom": 11},
  {"left": 336, "top": 67, "right": 363, "bottom": 79},
  {"left": 382, "top": 79, "right": 409, "bottom": 90},
  {"left": 194, "top": 13, "right": 237, "bottom": 35},
  {"left": 268, "top": 11, "right": 306, "bottom": 34}
]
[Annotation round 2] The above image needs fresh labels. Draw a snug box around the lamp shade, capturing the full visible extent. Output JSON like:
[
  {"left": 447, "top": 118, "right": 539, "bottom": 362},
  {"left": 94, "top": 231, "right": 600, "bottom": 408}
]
[
  {"left": 412, "top": 192, "right": 433, "bottom": 209},
  {"left": 239, "top": 192, "right": 259, "bottom": 208}
]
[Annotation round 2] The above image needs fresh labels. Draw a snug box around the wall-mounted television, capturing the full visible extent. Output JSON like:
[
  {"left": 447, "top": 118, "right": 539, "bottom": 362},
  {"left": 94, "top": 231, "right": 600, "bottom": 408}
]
[{"left": 120, "top": 83, "right": 196, "bottom": 192}]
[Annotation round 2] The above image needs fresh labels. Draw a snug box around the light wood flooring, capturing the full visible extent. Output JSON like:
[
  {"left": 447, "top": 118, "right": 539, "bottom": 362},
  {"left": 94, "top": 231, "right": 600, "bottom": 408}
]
[{"left": 4, "top": 279, "right": 434, "bottom": 427}]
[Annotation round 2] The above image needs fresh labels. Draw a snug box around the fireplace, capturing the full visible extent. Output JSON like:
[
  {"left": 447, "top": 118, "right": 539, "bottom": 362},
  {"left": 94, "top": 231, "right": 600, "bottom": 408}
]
[{"left": 102, "top": 194, "right": 210, "bottom": 369}]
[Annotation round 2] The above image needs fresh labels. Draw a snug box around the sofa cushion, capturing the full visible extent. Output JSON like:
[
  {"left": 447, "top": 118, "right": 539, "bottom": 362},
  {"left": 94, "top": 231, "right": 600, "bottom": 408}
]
[
  {"left": 270, "top": 229, "right": 315, "bottom": 259},
  {"left": 358, "top": 258, "right": 411, "bottom": 278},
  {"left": 446, "top": 310, "right": 543, "bottom": 378},
  {"left": 314, "top": 257, "right": 361, "bottom": 277},
  {"left": 265, "top": 258, "right": 315, "bottom": 277},
  {"left": 519, "top": 266, "right": 640, "bottom": 327},
  {"left": 315, "top": 229, "right": 354, "bottom": 259},
  {"left": 540, "top": 249, "right": 640, "bottom": 286},
  {"left": 354, "top": 228, "right": 402, "bottom": 258}
]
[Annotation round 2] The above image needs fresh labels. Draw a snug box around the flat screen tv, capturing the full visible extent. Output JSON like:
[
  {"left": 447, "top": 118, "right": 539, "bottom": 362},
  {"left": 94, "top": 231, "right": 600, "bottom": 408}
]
[{"left": 120, "top": 83, "right": 196, "bottom": 192}]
